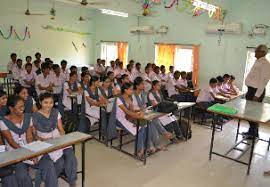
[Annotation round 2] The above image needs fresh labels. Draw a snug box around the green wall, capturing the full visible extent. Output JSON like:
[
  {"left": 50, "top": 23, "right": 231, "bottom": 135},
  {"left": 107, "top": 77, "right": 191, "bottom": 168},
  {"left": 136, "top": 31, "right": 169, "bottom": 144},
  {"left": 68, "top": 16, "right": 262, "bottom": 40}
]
[
  {"left": 94, "top": 0, "right": 270, "bottom": 88},
  {"left": 0, "top": 0, "right": 95, "bottom": 71}
]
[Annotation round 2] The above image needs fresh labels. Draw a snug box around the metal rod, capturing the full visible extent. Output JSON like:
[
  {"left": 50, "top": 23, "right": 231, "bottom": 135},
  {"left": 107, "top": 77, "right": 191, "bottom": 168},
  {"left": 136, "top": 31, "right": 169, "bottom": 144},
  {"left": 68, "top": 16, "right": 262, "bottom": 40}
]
[
  {"left": 235, "top": 119, "right": 240, "bottom": 142},
  {"left": 247, "top": 135, "right": 256, "bottom": 175},
  {"left": 212, "top": 152, "right": 249, "bottom": 165},
  {"left": 82, "top": 142, "right": 85, "bottom": 187},
  {"left": 209, "top": 114, "right": 216, "bottom": 160}
]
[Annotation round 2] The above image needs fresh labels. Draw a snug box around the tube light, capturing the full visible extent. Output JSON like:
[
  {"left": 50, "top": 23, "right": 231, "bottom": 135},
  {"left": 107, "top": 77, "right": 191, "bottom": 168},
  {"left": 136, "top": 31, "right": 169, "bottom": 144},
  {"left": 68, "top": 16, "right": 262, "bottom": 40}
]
[{"left": 100, "top": 9, "right": 128, "bottom": 18}]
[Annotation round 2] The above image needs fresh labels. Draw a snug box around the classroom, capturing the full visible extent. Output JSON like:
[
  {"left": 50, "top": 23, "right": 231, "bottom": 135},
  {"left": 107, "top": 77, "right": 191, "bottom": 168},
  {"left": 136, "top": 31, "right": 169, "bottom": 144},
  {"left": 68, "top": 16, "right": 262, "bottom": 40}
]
[{"left": 1, "top": 0, "right": 270, "bottom": 187}]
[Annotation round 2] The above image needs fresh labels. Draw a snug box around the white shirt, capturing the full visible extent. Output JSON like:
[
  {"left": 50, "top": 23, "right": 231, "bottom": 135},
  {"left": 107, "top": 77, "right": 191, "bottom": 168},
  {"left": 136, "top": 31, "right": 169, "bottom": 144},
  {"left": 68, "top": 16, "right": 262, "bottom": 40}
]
[
  {"left": 196, "top": 87, "right": 215, "bottom": 103},
  {"left": 20, "top": 70, "right": 35, "bottom": 88},
  {"left": 12, "top": 66, "right": 23, "bottom": 81},
  {"left": 7, "top": 61, "right": 17, "bottom": 72},
  {"left": 94, "top": 64, "right": 105, "bottom": 75},
  {"left": 63, "top": 82, "right": 82, "bottom": 110},
  {"left": 35, "top": 74, "right": 53, "bottom": 95},
  {"left": 167, "top": 78, "right": 178, "bottom": 97},
  {"left": 167, "top": 72, "right": 174, "bottom": 80},
  {"left": 142, "top": 73, "right": 152, "bottom": 92},
  {"left": 160, "top": 73, "right": 168, "bottom": 86},
  {"left": 132, "top": 93, "right": 147, "bottom": 111},
  {"left": 61, "top": 69, "right": 69, "bottom": 81},
  {"left": 245, "top": 57, "right": 270, "bottom": 97},
  {"left": 0, "top": 118, "right": 33, "bottom": 151},
  {"left": 52, "top": 73, "right": 66, "bottom": 94},
  {"left": 178, "top": 78, "right": 188, "bottom": 88}
]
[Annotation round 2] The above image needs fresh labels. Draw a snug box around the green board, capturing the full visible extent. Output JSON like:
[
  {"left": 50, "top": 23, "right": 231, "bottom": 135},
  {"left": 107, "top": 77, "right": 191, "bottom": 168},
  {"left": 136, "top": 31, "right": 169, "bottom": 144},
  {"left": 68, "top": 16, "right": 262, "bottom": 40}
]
[{"left": 208, "top": 104, "right": 238, "bottom": 115}]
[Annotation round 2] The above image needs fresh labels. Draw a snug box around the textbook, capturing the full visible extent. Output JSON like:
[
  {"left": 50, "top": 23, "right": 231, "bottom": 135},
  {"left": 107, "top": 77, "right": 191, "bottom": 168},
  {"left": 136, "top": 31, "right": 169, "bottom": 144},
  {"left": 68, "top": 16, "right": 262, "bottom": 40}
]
[{"left": 208, "top": 104, "right": 238, "bottom": 115}]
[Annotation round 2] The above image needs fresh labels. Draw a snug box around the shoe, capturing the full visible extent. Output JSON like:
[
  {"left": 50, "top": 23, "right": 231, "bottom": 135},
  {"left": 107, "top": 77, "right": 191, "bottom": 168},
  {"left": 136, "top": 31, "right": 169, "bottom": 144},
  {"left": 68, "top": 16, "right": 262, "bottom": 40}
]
[{"left": 242, "top": 132, "right": 259, "bottom": 140}]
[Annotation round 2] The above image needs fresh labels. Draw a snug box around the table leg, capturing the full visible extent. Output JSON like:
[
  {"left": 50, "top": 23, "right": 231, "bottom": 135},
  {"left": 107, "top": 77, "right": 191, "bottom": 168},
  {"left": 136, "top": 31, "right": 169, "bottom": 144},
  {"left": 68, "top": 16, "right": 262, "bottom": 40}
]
[
  {"left": 209, "top": 114, "right": 216, "bottom": 160},
  {"left": 247, "top": 134, "right": 255, "bottom": 175},
  {"left": 144, "top": 122, "right": 149, "bottom": 165},
  {"left": 71, "top": 98, "right": 74, "bottom": 113},
  {"left": 186, "top": 108, "right": 191, "bottom": 141},
  {"left": 134, "top": 120, "right": 139, "bottom": 156},
  {"left": 81, "top": 142, "right": 86, "bottom": 187},
  {"left": 235, "top": 119, "right": 241, "bottom": 143}
]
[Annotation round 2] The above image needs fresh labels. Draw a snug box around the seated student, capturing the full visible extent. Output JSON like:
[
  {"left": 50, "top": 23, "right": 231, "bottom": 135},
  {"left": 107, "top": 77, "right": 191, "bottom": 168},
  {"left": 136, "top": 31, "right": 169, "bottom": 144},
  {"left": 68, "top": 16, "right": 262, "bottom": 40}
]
[
  {"left": 51, "top": 64, "right": 66, "bottom": 103},
  {"left": 215, "top": 76, "right": 231, "bottom": 98},
  {"left": 81, "top": 66, "right": 89, "bottom": 74},
  {"left": 152, "top": 66, "right": 161, "bottom": 81},
  {"left": 132, "top": 78, "right": 174, "bottom": 147},
  {"left": 60, "top": 60, "right": 68, "bottom": 81},
  {"left": 106, "top": 60, "right": 116, "bottom": 73},
  {"left": 196, "top": 78, "right": 218, "bottom": 109},
  {"left": 12, "top": 59, "right": 23, "bottom": 83},
  {"left": 107, "top": 71, "right": 120, "bottom": 96},
  {"left": 167, "top": 71, "right": 186, "bottom": 101},
  {"left": 128, "top": 60, "right": 136, "bottom": 74},
  {"left": 167, "top": 66, "right": 175, "bottom": 80},
  {"left": 94, "top": 59, "right": 105, "bottom": 77},
  {"left": 221, "top": 74, "right": 232, "bottom": 94},
  {"left": 80, "top": 72, "right": 91, "bottom": 91},
  {"left": 32, "top": 93, "right": 77, "bottom": 187},
  {"left": 117, "top": 61, "right": 126, "bottom": 77},
  {"left": 134, "top": 62, "right": 142, "bottom": 79},
  {"left": 159, "top": 65, "right": 168, "bottom": 86},
  {"left": 98, "top": 76, "right": 115, "bottom": 99},
  {"left": 110, "top": 82, "right": 158, "bottom": 157},
  {"left": 84, "top": 76, "right": 107, "bottom": 125},
  {"left": 67, "top": 66, "right": 81, "bottom": 81},
  {"left": 7, "top": 53, "right": 17, "bottom": 73},
  {"left": 186, "top": 72, "right": 194, "bottom": 89},
  {"left": 14, "top": 86, "right": 38, "bottom": 113},
  {"left": 35, "top": 62, "right": 53, "bottom": 96},
  {"left": 0, "top": 90, "right": 8, "bottom": 117},
  {"left": 178, "top": 71, "right": 195, "bottom": 102},
  {"left": 32, "top": 60, "right": 41, "bottom": 75},
  {"left": 228, "top": 75, "right": 240, "bottom": 95},
  {"left": 142, "top": 65, "right": 153, "bottom": 93},
  {"left": 25, "top": 56, "right": 32, "bottom": 64},
  {"left": 62, "top": 72, "right": 83, "bottom": 111},
  {"left": 0, "top": 95, "right": 58, "bottom": 187},
  {"left": 35, "top": 52, "right": 44, "bottom": 64},
  {"left": 148, "top": 80, "right": 184, "bottom": 141},
  {"left": 20, "top": 63, "right": 35, "bottom": 96},
  {"left": 125, "top": 64, "right": 136, "bottom": 83}
]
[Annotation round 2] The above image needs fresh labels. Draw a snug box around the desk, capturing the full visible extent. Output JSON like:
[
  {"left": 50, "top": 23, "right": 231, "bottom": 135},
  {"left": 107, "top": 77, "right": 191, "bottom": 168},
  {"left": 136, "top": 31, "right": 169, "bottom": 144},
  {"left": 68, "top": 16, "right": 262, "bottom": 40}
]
[
  {"left": 215, "top": 92, "right": 245, "bottom": 102},
  {"left": 0, "top": 132, "right": 93, "bottom": 187},
  {"left": 207, "top": 99, "right": 270, "bottom": 175}
]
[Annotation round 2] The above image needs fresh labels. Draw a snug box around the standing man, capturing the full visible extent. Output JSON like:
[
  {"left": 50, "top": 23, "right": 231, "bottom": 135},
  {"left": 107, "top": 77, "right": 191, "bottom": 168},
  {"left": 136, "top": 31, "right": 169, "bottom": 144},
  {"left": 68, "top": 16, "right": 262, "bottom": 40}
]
[{"left": 244, "top": 44, "right": 270, "bottom": 139}]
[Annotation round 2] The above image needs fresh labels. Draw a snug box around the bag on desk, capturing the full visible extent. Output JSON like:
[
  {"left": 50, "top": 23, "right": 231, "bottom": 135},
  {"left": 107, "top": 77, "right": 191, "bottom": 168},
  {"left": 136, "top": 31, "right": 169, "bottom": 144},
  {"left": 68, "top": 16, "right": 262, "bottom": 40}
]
[
  {"left": 156, "top": 101, "right": 178, "bottom": 114},
  {"left": 179, "top": 120, "right": 192, "bottom": 140}
]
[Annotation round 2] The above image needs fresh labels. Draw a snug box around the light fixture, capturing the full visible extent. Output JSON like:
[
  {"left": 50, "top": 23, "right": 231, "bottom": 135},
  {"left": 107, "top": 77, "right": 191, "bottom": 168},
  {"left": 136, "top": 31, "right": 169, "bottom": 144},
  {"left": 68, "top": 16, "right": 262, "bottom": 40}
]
[{"left": 100, "top": 9, "right": 128, "bottom": 18}]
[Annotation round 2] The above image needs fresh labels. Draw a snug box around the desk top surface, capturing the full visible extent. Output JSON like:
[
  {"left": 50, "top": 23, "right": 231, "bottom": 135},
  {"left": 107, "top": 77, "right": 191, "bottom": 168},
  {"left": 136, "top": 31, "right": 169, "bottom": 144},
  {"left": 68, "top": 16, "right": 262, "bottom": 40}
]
[
  {"left": 208, "top": 98, "right": 270, "bottom": 124},
  {"left": 0, "top": 132, "right": 92, "bottom": 168}
]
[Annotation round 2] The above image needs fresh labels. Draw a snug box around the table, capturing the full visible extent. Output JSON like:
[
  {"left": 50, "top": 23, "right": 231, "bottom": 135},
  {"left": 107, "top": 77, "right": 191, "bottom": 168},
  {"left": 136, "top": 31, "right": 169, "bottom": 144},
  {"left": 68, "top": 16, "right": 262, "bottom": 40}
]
[
  {"left": 207, "top": 98, "right": 270, "bottom": 175},
  {"left": 215, "top": 91, "right": 245, "bottom": 102},
  {"left": 0, "top": 132, "right": 93, "bottom": 187}
]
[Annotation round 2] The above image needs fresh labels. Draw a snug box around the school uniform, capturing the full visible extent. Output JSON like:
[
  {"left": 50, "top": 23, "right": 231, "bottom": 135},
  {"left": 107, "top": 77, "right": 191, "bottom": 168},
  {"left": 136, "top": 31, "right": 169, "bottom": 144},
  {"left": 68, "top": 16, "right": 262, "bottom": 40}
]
[
  {"left": 62, "top": 82, "right": 82, "bottom": 111},
  {"left": 141, "top": 73, "right": 153, "bottom": 93},
  {"left": 20, "top": 70, "right": 35, "bottom": 88},
  {"left": 196, "top": 87, "right": 216, "bottom": 109},
  {"left": 0, "top": 106, "right": 9, "bottom": 117},
  {"left": 7, "top": 61, "right": 17, "bottom": 72},
  {"left": 167, "top": 72, "right": 174, "bottom": 80},
  {"left": 178, "top": 78, "right": 195, "bottom": 102},
  {"left": 133, "top": 69, "right": 142, "bottom": 80},
  {"left": 125, "top": 70, "right": 136, "bottom": 82},
  {"left": 94, "top": 64, "right": 105, "bottom": 76},
  {"left": 51, "top": 73, "right": 66, "bottom": 103},
  {"left": 11, "top": 66, "right": 23, "bottom": 82},
  {"left": 24, "top": 97, "right": 36, "bottom": 113},
  {"left": 32, "top": 109, "right": 77, "bottom": 186},
  {"left": 0, "top": 114, "right": 58, "bottom": 187},
  {"left": 61, "top": 69, "right": 69, "bottom": 81},
  {"left": 159, "top": 73, "right": 168, "bottom": 86},
  {"left": 35, "top": 73, "right": 53, "bottom": 96},
  {"left": 148, "top": 90, "right": 183, "bottom": 138},
  {"left": 167, "top": 78, "right": 178, "bottom": 97},
  {"left": 84, "top": 88, "right": 100, "bottom": 125}
]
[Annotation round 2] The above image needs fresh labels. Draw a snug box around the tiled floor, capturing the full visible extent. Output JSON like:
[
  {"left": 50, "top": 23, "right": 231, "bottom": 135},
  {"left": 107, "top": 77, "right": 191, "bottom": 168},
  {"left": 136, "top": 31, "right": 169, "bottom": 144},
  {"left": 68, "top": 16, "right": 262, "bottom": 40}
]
[{"left": 61, "top": 120, "right": 270, "bottom": 187}]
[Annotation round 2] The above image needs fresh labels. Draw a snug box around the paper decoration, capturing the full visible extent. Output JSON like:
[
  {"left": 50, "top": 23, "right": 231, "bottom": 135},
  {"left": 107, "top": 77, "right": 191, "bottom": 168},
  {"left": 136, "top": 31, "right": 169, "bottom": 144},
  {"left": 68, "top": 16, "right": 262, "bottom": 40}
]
[
  {"left": 42, "top": 25, "right": 91, "bottom": 36},
  {"left": 164, "top": 0, "right": 179, "bottom": 8},
  {"left": 72, "top": 41, "right": 78, "bottom": 52},
  {"left": 0, "top": 26, "right": 30, "bottom": 41}
]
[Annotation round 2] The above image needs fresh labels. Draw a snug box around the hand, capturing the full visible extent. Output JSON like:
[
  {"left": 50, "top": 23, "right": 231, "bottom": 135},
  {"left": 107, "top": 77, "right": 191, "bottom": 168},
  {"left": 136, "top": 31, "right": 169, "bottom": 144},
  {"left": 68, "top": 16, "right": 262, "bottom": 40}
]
[
  {"left": 253, "top": 96, "right": 260, "bottom": 102},
  {"left": 137, "top": 112, "right": 144, "bottom": 119},
  {"left": 31, "top": 157, "right": 38, "bottom": 165}
]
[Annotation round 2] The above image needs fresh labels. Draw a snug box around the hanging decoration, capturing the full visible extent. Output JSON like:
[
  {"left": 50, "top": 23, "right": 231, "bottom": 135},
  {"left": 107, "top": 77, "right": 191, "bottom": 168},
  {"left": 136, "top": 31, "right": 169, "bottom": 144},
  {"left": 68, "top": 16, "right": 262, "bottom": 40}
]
[
  {"left": 72, "top": 42, "right": 78, "bottom": 52},
  {"left": 0, "top": 26, "right": 31, "bottom": 41},
  {"left": 82, "top": 43, "right": 86, "bottom": 48},
  {"left": 141, "top": 0, "right": 161, "bottom": 16},
  {"left": 42, "top": 25, "right": 91, "bottom": 36},
  {"left": 176, "top": 0, "right": 193, "bottom": 13},
  {"left": 164, "top": 0, "right": 179, "bottom": 9}
]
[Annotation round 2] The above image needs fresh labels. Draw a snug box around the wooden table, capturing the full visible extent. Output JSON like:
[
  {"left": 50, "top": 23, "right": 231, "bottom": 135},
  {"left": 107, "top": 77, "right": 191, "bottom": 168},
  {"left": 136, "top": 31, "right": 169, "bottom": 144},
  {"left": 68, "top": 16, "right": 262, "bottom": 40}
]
[
  {"left": 0, "top": 132, "right": 93, "bottom": 187},
  {"left": 207, "top": 98, "right": 270, "bottom": 175}
]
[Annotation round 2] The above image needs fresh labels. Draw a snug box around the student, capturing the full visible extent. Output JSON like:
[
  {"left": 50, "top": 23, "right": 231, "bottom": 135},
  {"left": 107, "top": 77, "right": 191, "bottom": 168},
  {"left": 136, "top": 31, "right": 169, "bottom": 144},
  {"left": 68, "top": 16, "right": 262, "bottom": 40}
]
[
  {"left": 228, "top": 75, "right": 239, "bottom": 95},
  {"left": 32, "top": 60, "right": 41, "bottom": 75},
  {"left": 14, "top": 86, "right": 37, "bottom": 113},
  {"left": 20, "top": 63, "right": 35, "bottom": 96},
  {"left": 84, "top": 76, "right": 107, "bottom": 125},
  {"left": 68, "top": 66, "right": 81, "bottom": 81},
  {"left": 98, "top": 76, "right": 115, "bottom": 99},
  {"left": 35, "top": 62, "right": 53, "bottom": 96},
  {"left": 7, "top": 53, "right": 17, "bottom": 73},
  {"left": 196, "top": 78, "right": 218, "bottom": 109},
  {"left": 178, "top": 71, "right": 195, "bottom": 101},
  {"left": 142, "top": 65, "right": 153, "bottom": 93},
  {"left": 117, "top": 62, "right": 126, "bottom": 76},
  {"left": 0, "top": 95, "right": 58, "bottom": 187},
  {"left": 60, "top": 60, "right": 68, "bottom": 81},
  {"left": 110, "top": 83, "right": 156, "bottom": 157},
  {"left": 106, "top": 60, "right": 116, "bottom": 73},
  {"left": 133, "top": 78, "right": 174, "bottom": 147},
  {"left": 80, "top": 72, "right": 91, "bottom": 91},
  {"left": 94, "top": 59, "right": 105, "bottom": 77},
  {"left": 125, "top": 64, "right": 135, "bottom": 82},
  {"left": 44, "top": 58, "right": 51, "bottom": 63},
  {"left": 25, "top": 56, "right": 32, "bottom": 64},
  {"left": 216, "top": 76, "right": 231, "bottom": 98},
  {"left": 167, "top": 71, "right": 183, "bottom": 101},
  {"left": 148, "top": 80, "right": 184, "bottom": 141},
  {"left": 159, "top": 65, "right": 168, "bottom": 86},
  {"left": 62, "top": 72, "right": 83, "bottom": 111},
  {"left": 134, "top": 62, "right": 142, "bottom": 79},
  {"left": 32, "top": 93, "right": 77, "bottom": 187},
  {"left": 187, "top": 72, "right": 194, "bottom": 89},
  {"left": 178, "top": 71, "right": 189, "bottom": 90},
  {"left": 12, "top": 59, "right": 23, "bottom": 82},
  {"left": 52, "top": 64, "right": 66, "bottom": 102},
  {"left": 168, "top": 66, "right": 175, "bottom": 79},
  {"left": 107, "top": 71, "right": 120, "bottom": 95},
  {"left": 35, "top": 52, "right": 43, "bottom": 64},
  {"left": 0, "top": 90, "right": 8, "bottom": 117}
]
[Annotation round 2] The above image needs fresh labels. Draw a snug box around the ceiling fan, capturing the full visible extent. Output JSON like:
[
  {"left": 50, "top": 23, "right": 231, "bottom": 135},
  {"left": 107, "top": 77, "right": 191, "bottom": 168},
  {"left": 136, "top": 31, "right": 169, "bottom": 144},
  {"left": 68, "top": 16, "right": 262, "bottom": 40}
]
[
  {"left": 64, "top": 0, "right": 109, "bottom": 7},
  {"left": 25, "top": 0, "right": 48, "bottom": 16}
]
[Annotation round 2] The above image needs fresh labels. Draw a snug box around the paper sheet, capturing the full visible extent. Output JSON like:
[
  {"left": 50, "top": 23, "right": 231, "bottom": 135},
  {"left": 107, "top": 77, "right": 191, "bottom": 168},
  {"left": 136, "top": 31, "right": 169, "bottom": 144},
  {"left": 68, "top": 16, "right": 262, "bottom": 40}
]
[{"left": 22, "top": 141, "right": 52, "bottom": 152}]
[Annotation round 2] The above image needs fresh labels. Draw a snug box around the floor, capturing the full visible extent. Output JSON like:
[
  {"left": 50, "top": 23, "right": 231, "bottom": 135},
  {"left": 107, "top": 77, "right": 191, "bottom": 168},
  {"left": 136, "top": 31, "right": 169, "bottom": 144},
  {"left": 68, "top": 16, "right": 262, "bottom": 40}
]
[{"left": 61, "top": 120, "right": 270, "bottom": 187}]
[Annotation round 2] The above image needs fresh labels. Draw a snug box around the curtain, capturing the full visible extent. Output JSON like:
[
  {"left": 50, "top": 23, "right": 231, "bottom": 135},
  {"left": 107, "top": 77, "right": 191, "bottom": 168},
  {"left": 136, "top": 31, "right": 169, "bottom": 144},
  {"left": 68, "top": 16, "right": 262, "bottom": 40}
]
[
  {"left": 117, "top": 42, "right": 128, "bottom": 66},
  {"left": 156, "top": 44, "right": 175, "bottom": 71},
  {"left": 192, "top": 45, "right": 200, "bottom": 88}
]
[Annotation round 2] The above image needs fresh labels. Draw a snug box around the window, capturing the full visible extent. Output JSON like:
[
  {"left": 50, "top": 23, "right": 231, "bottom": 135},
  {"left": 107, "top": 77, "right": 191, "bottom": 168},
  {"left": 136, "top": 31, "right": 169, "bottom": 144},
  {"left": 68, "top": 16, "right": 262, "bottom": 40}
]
[
  {"left": 243, "top": 50, "right": 270, "bottom": 95},
  {"left": 100, "top": 42, "right": 129, "bottom": 66},
  {"left": 154, "top": 44, "right": 194, "bottom": 72}
]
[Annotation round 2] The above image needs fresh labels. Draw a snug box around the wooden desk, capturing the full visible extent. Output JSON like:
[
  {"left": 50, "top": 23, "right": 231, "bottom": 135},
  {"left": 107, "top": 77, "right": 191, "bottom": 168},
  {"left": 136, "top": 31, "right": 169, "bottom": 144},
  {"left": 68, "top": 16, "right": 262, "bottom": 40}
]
[
  {"left": 207, "top": 98, "right": 270, "bottom": 175},
  {"left": 0, "top": 132, "right": 93, "bottom": 187}
]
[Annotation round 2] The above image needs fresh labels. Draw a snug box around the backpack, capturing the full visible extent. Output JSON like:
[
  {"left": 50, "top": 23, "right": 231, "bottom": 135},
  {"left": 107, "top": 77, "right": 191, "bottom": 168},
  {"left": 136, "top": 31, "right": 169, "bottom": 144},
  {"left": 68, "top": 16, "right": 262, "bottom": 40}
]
[
  {"left": 179, "top": 119, "right": 192, "bottom": 140},
  {"left": 156, "top": 101, "right": 178, "bottom": 114}
]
